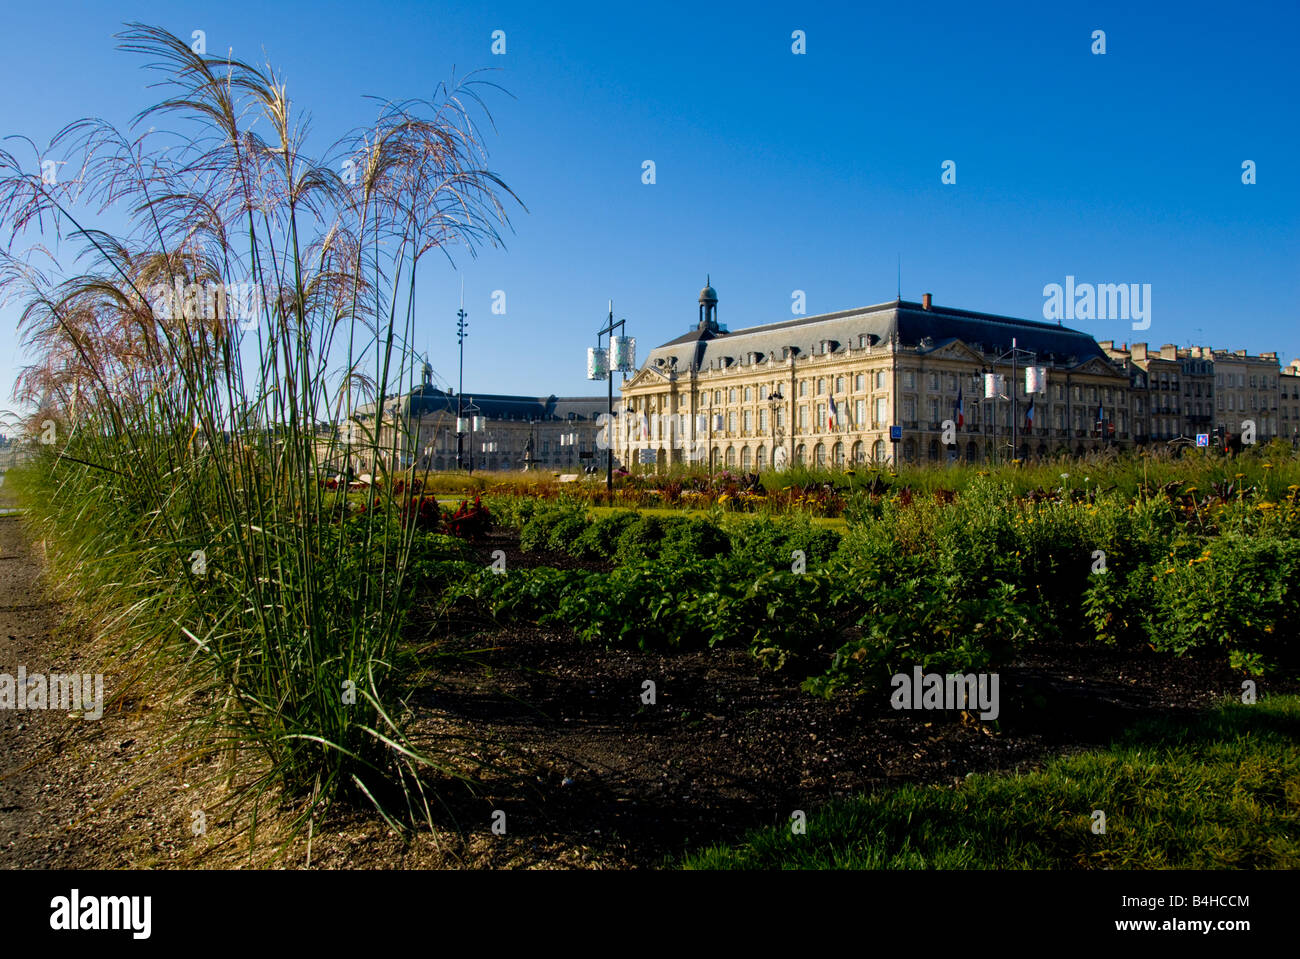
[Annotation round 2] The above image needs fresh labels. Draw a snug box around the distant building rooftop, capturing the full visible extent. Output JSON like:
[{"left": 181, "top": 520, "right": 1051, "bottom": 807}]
[{"left": 641, "top": 294, "right": 1113, "bottom": 374}]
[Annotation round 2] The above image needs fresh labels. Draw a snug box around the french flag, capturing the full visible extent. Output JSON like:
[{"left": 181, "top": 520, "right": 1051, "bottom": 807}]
[
  {"left": 828, "top": 396, "right": 839, "bottom": 432},
  {"left": 1024, "top": 396, "right": 1034, "bottom": 431},
  {"left": 954, "top": 387, "right": 964, "bottom": 429}
]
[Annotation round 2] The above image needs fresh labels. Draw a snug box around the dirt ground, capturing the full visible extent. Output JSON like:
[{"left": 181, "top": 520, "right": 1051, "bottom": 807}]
[{"left": 0, "top": 512, "right": 1283, "bottom": 869}]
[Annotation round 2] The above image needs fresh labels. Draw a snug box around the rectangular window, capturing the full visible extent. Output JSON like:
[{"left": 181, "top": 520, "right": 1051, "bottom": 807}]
[
  {"left": 835, "top": 376, "right": 845, "bottom": 394},
  {"left": 902, "top": 372, "right": 914, "bottom": 389},
  {"left": 855, "top": 399, "right": 866, "bottom": 427},
  {"left": 817, "top": 378, "right": 825, "bottom": 395},
  {"left": 875, "top": 397, "right": 888, "bottom": 425},
  {"left": 857, "top": 374, "right": 867, "bottom": 391},
  {"left": 759, "top": 409, "right": 768, "bottom": 432},
  {"left": 743, "top": 410, "right": 752, "bottom": 432},
  {"left": 816, "top": 403, "right": 826, "bottom": 430},
  {"left": 776, "top": 408, "right": 786, "bottom": 428},
  {"left": 928, "top": 372, "right": 939, "bottom": 391},
  {"left": 876, "top": 370, "right": 887, "bottom": 390},
  {"left": 798, "top": 406, "right": 808, "bottom": 429},
  {"left": 799, "top": 381, "right": 807, "bottom": 397},
  {"left": 727, "top": 412, "right": 737, "bottom": 432}
]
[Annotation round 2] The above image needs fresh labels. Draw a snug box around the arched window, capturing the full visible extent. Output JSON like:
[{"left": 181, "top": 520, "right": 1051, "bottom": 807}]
[
  {"left": 833, "top": 442, "right": 845, "bottom": 468},
  {"left": 851, "top": 440, "right": 863, "bottom": 464},
  {"left": 725, "top": 446, "right": 736, "bottom": 469},
  {"left": 903, "top": 438, "right": 916, "bottom": 463},
  {"left": 871, "top": 439, "right": 885, "bottom": 462},
  {"left": 928, "top": 439, "right": 939, "bottom": 461},
  {"left": 756, "top": 445, "right": 767, "bottom": 471},
  {"left": 813, "top": 443, "right": 826, "bottom": 467},
  {"left": 741, "top": 446, "right": 752, "bottom": 471},
  {"left": 796, "top": 443, "right": 807, "bottom": 465}
]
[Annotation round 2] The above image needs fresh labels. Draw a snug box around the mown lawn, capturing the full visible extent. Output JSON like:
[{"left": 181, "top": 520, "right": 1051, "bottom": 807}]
[{"left": 680, "top": 695, "right": 1300, "bottom": 869}]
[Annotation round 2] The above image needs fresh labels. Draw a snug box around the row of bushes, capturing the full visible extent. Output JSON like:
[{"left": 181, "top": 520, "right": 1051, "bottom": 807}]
[
  {"left": 437, "top": 479, "right": 1300, "bottom": 694},
  {"left": 507, "top": 504, "right": 842, "bottom": 569}
]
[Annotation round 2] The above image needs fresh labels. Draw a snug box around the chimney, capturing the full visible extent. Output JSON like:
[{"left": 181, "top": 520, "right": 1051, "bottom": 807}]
[{"left": 922, "top": 293, "right": 932, "bottom": 310}]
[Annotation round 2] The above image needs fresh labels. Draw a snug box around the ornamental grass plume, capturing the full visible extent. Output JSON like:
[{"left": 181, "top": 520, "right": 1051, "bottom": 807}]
[{"left": 0, "top": 23, "right": 521, "bottom": 843}]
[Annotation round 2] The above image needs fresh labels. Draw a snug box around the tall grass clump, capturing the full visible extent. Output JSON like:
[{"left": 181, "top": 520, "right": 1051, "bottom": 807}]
[{"left": 0, "top": 24, "right": 519, "bottom": 836}]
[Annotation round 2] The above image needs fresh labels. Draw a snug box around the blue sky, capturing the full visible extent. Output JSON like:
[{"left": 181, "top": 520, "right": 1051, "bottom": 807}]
[{"left": 1, "top": 0, "right": 1297, "bottom": 420}]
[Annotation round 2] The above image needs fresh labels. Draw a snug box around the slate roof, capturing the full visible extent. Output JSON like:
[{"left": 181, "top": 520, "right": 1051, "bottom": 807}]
[
  {"left": 367, "top": 387, "right": 608, "bottom": 422},
  {"left": 641, "top": 299, "right": 1114, "bottom": 374}
]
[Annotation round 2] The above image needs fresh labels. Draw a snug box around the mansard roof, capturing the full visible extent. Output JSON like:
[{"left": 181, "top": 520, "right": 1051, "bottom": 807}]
[
  {"left": 363, "top": 388, "right": 608, "bottom": 422},
  {"left": 641, "top": 298, "right": 1113, "bottom": 375}
]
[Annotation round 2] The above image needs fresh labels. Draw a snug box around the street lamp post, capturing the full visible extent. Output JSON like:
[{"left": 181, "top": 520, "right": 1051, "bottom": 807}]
[
  {"left": 461, "top": 398, "right": 482, "bottom": 476},
  {"left": 588, "top": 301, "right": 636, "bottom": 496},
  {"left": 769, "top": 386, "right": 784, "bottom": 471},
  {"left": 984, "top": 338, "right": 1041, "bottom": 464},
  {"left": 455, "top": 289, "right": 468, "bottom": 470}
]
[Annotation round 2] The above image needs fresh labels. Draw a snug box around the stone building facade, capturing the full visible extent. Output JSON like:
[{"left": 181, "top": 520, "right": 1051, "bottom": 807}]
[
  {"left": 620, "top": 284, "right": 1135, "bottom": 469},
  {"left": 1282, "top": 360, "right": 1300, "bottom": 443},
  {"left": 1208, "top": 349, "right": 1283, "bottom": 440},
  {"left": 349, "top": 366, "right": 612, "bottom": 474}
]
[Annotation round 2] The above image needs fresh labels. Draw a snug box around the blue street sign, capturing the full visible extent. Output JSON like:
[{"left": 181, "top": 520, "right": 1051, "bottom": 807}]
[
  {"left": 1196, "top": 433, "right": 1209, "bottom": 447},
  {"left": 889, "top": 425, "right": 902, "bottom": 441}
]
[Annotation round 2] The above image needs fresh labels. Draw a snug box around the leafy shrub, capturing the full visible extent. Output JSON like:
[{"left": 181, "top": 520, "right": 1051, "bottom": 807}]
[
  {"left": 446, "top": 565, "right": 582, "bottom": 620},
  {"left": 805, "top": 575, "right": 1035, "bottom": 698},
  {"left": 715, "top": 564, "right": 851, "bottom": 670},
  {"left": 615, "top": 514, "right": 687, "bottom": 563},
  {"left": 545, "top": 510, "right": 590, "bottom": 552},
  {"left": 573, "top": 510, "right": 641, "bottom": 560},
  {"left": 659, "top": 518, "right": 731, "bottom": 565},
  {"left": 1143, "top": 535, "right": 1300, "bottom": 675},
  {"left": 413, "top": 531, "right": 478, "bottom": 563},
  {"left": 543, "top": 558, "right": 726, "bottom": 648},
  {"left": 483, "top": 495, "right": 542, "bottom": 530},
  {"left": 730, "top": 515, "right": 840, "bottom": 572},
  {"left": 519, "top": 505, "right": 587, "bottom": 552}
]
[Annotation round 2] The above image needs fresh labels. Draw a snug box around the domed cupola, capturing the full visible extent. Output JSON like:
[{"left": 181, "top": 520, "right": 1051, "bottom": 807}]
[{"left": 698, "top": 275, "right": 719, "bottom": 332}]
